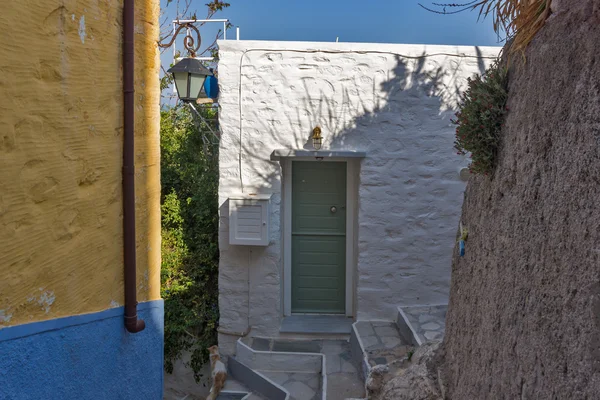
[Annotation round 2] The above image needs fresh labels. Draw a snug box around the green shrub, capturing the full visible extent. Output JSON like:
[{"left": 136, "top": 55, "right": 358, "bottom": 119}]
[
  {"left": 160, "top": 106, "right": 219, "bottom": 381},
  {"left": 453, "top": 61, "right": 509, "bottom": 175}
]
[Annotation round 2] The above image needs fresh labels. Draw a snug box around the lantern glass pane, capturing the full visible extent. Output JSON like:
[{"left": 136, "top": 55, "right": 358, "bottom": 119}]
[
  {"left": 189, "top": 74, "right": 206, "bottom": 100},
  {"left": 173, "top": 72, "right": 189, "bottom": 99},
  {"left": 313, "top": 138, "right": 322, "bottom": 150}
]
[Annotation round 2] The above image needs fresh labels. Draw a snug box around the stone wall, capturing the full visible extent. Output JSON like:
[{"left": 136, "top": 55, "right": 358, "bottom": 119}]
[
  {"left": 217, "top": 40, "right": 498, "bottom": 355},
  {"left": 443, "top": 1, "right": 600, "bottom": 398},
  {"left": 0, "top": 1, "right": 163, "bottom": 398},
  {"left": 0, "top": 0, "right": 161, "bottom": 326}
]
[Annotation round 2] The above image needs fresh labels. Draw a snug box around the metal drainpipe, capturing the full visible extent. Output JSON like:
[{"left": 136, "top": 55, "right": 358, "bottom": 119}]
[{"left": 123, "top": 0, "right": 145, "bottom": 333}]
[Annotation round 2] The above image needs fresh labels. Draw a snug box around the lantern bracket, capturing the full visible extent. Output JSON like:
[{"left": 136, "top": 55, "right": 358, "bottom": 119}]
[{"left": 158, "top": 22, "right": 202, "bottom": 57}]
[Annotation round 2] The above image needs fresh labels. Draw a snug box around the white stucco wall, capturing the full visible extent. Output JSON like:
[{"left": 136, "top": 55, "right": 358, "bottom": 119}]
[{"left": 217, "top": 40, "right": 499, "bottom": 355}]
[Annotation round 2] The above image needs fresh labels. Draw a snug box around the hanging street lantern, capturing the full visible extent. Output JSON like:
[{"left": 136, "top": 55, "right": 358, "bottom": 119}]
[
  {"left": 167, "top": 58, "right": 213, "bottom": 103},
  {"left": 159, "top": 22, "right": 217, "bottom": 103},
  {"left": 312, "top": 126, "right": 323, "bottom": 150}
]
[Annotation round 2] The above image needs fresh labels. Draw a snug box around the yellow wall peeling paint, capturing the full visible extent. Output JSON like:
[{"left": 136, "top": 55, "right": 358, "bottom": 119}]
[{"left": 0, "top": 0, "right": 161, "bottom": 326}]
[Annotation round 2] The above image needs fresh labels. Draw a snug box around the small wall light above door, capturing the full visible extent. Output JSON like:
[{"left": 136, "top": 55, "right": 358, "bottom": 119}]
[{"left": 312, "top": 126, "right": 323, "bottom": 150}]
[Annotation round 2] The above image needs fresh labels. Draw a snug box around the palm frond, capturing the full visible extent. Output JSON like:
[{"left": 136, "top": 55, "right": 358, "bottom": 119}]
[{"left": 422, "top": 0, "right": 552, "bottom": 57}]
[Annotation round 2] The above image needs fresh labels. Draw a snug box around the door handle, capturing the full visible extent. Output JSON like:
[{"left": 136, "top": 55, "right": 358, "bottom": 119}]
[{"left": 330, "top": 206, "right": 337, "bottom": 213}]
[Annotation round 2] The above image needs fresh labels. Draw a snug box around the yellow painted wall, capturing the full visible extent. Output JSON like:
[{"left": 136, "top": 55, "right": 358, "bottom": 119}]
[{"left": 0, "top": 0, "right": 161, "bottom": 326}]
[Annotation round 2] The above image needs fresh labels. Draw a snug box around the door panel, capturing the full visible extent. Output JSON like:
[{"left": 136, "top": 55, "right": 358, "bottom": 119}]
[{"left": 291, "top": 161, "right": 346, "bottom": 314}]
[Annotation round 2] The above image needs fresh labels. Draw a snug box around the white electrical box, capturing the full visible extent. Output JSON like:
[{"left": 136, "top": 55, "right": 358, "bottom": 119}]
[{"left": 228, "top": 194, "right": 272, "bottom": 246}]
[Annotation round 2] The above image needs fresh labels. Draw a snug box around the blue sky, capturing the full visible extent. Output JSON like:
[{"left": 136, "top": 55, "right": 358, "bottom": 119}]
[
  {"left": 159, "top": 1, "right": 501, "bottom": 102},
  {"left": 160, "top": 0, "right": 501, "bottom": 49},
  {"left": 224, "top": 1, "right": 500, "bottom": 46}
]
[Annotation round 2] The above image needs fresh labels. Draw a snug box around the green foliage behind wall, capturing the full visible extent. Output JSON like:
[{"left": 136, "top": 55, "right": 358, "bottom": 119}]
[
  {"left": 160, "top": 105, "right": 219, "bottom": 380},
  {"left": 453, "top": 60, "right": 509, "bottom": 175}
]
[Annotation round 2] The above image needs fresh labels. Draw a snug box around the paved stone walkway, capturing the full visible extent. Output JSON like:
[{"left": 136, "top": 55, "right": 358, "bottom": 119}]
[
  {"left": 401, "top": 305, "right": 447, "bottom": 344},
  {"left": 354, "top": 321, "right": 412, "bottom": 368},
  {"left": 322, "top": 340, "right": 365, "bottom": 400},
  {"left": 260, "top": 371, "right": 320, "bottom": 400},
  {"left": 218, "top": 379, "right": 266, "bottom": 400},
  {"left": 247, "top": 338, "right": 365, "bottom": 400}
]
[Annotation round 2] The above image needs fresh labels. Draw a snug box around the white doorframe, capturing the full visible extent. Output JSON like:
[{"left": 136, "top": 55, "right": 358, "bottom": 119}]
[{"left": 282, "top": 157, "right": 358, "bottom": 317}]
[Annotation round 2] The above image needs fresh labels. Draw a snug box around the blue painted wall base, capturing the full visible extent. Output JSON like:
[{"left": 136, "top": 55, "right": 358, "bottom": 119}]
[{"left": 0, "top": 300, "right": 164, "bottom": 400}]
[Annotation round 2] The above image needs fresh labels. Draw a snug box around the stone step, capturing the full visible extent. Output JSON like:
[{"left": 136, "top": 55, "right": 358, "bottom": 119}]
[
  {"left": 234, "top": 337, "right": 365, "bottom": 400},
  {"left": 350, "top": 320, "right": 412, "bottom": 381},
  {"left": 279, "top": 315, "right": 354, "bottom": 335},
  {"left": 237, "top": 338, "right": 324, "bottom": 374},
  {"left": 227, "top": 356, "right": 289, "bottom": 400},
  {"left": 216, "top": 393, "right": 266, "bottom": 400},
  {"left": 216, "top": 377, "right": 255, "bottom": 400},
  {"left": 396, "top": 304, "right": 447, "bottom": 346},
  {"left": 259, "top": 371, "right": 321, "bottom": 400},
  {"left": 223, "top": 378, "right": 252, "bottom": 392},
  {"left": 245, "top": 394, "right": 267, "bottom": 400},
  {"left": 349, "top": 306, "right": 448, "bottom": 384},
  {"left": 217, "top": 393, "right": 249, "bottom": 400}
]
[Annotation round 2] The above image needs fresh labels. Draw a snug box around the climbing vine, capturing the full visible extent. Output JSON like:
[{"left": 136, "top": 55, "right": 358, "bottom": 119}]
[
  {"left": 453, "top": 60, "right": 509, "bottom": 175},
  {"left": 161, "top": 105, "right": 219, "bottom": 381}
]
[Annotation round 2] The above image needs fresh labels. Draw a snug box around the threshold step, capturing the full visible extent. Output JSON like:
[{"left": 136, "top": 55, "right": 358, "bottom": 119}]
[{"left": 280, "top": 315, "right": 354, "bottom": 334}]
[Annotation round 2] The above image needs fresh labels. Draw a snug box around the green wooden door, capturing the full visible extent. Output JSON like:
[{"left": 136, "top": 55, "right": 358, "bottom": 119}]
[{"left": 291, "top": 161, "right": 346, "bottom": 314}]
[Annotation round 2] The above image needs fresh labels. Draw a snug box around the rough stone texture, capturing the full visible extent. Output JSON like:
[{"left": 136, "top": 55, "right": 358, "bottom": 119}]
[
  {"left": 370, "top": 342, "right": 444, "bottom": 400},
  {"left": 352, "top": 319, "right": 414, "bottom": 390},
  {"left": 0, "top": 0, "right": 161, "bottom": 326},
  {"left": 443, "top": 1, "right": 600, "bottom": 399},
  {"left": 365, "top": 364, "right": 390, "bottom": 399},
  {"left": 217, "top": 40, "right": 499, "bottom": 353}
]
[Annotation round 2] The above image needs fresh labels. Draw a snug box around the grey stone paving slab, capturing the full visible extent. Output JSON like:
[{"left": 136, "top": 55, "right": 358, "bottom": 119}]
[
  {"left": 418, "top": 314, "right": 435, "bottom": 324},
  {"left": 424, "top": 331, "right": 442, "bottom": 341},
  {"left": 381, "top": 336, "right": 402, "bottom": 348},
  {"left": 359, "top": 335, "right": 379, "bottom": 349},
  {"left": 228, "top": 358, "right": 288, "bottom": 400},
  {"left": 400, "top": 304, "right": 447, "bottom": 345},
  {"left": 341, "top": 360, "right": 358, "bottom": 373},
  {"left": 262, "top": 371, "right": 292, "bottom": 385},
  {"left": 304, "top": 374, "right": 320, "bottom": 390},
  {"left": 252, "top": 338, "right": 271, "bottom": 351},
  {"left": 421, "top": 322, "right": 441, "bottom": 331},
  {"left": 280, "top": 315, "right": 353, "bottom": 334},
  {"left": 283, "top": 380, "right": 317, "bottom": 400},
  {"left": 370, "top": 322, "right": 393, "bottom": 327},
  {"left": 326, "top": 373, "right": 365, "bottom": 400},
  {"left": 326, "top": 354, "right": 341, "bottom": 374},
  {"left": 321, "top": 340, "right": 345, "bottom": 355},
  {"left": 246, "top": 395, "right": 266, "bottom": 400},
  {"left": 322, "top": 340, "right": 365, "bottom": 399},
  {"left": 223, "top": 379, "right": 251, "bottom": 393},
  {"left": 373, "top": 325, "right": 398, "bottom": 337},
  {"left": 217, "top": 393, "right": 247, "bottom": 400},
  {"left": 339, "top": 344, "right": 353, "bottom": 360},
  {"left": 272, "top": 340, "right": 322, "bottom": 353},
  {"left": 353, "top": 320, "right": 413, "bottom": 376},
  {"left": 240, "top": 339, "right": 364, "bottom": 400},
  {"left": 355, "top": 322, "right": 375, "bottom": 337},
  {"left": 262, "top": 371, "right": 321, "bottom": 400},
  {"left": 289, "top": 372, "right": 315, "bottom": 383},
  {"left": 373, "top": 357, "right": 387, "bottom": 365}
]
